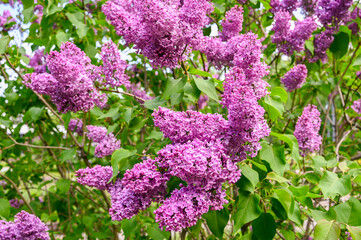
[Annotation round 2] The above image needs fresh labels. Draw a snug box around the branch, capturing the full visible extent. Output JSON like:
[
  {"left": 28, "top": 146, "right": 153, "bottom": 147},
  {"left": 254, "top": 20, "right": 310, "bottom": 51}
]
[
  {"left": 0, "top": 173, "right": 35, "bottom": 215},
  {"left": 98, "top": 88, "right": 146, "bottom": 103}
]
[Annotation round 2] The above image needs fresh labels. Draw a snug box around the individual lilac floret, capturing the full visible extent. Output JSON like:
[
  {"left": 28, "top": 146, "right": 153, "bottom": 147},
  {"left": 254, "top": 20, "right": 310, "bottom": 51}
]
[
  {"left": 351, "top": 99, "right": 361, "bottom": 114},
  {"left": 154, "top": 186, "right": 215, "bottom": 232},
  {"left": 122, "top": 159, "right": 168, "bottom": 194},
  {"left": 76, "top": 165, "right": 113, "bottom": 191},
  {"left": 294, "top": 105, "right": 322, "bottom": 156},
  {"left": 156, "top": 140, "right": 241, "bottom": 189},
  {"left": 0, "top": 211, "right": 50, "bottom": 240},
  {"left": 101, "top": 41, "right": 130, "bottom": 88},
  {"left": 221, "top": 67, "right": 270, "bottom": 161},
  {"left": 28, "top": 49, "right": 46, "bottom": 73},
  {"left": 86, "top": 125, "right": 120, "bottom": 157},
  {"left": 220, "top": 6, "right": 243, "bottom": 41},
  {"left": 272, "top": 11, "right": 317, "bottom": 55},
  {"left": 281, "top": 64, "right": 308, "bottom": 92},
  {"left": 94, "top": 134, "right": 121, "bottom": 158},
  {"left": 24, "top": 42, "right": 107, "bottom": 113},
  {"left": 270, "top": 0, "right": 300, "bottom": 13},
  {"left": 316, "top": 0, "right": 353, "bottom": 26},
  {"left": 152, "top": 107, "right": 229, "bottom": 144},
  {"left": 102, "top": 0, "right": 213, "bottom": 68},
  {"left": 86, "top": 125, "right": 108, "bottom": 143},
  {"left": 9, "top": 199, "right": 24, "bottom": 209},
  {"left": 68, "top": 119, "right": 83, "bottom": 135}
]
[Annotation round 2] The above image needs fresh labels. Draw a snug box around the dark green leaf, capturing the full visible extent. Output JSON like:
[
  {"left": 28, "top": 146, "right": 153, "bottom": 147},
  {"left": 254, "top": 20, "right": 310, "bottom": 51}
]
[
  {"left": 252, "top": 213, "right": 276, "bottom": 240},
  {"left": 144, "top": 96, "right": 166, "bottom": 110},
  {"left": 110, "top": 149, "right": 134, "bottom": 181},
  {"left": 162, "top": 77, "right": 187, "bottom": 99},
  {"left": 330, "top": 31, "right": 349, "bottom": 59},
  {"left": 260, "top": 142, "right": 286, "bottom": 175},
  {"left": 204, "top": 208, "right": 229, "bottom": 239},
  {"left": 56, "top": 179, "right": 71, "bottom": 193},
  {"left": 236, "top": 164, "right": 259, "bottom": 193},
  {"left": 147, "top": 223, "right": 170, "bottom": 240},
  {"left": 233, "top": 192, "right": 262, "bottom": 232}
]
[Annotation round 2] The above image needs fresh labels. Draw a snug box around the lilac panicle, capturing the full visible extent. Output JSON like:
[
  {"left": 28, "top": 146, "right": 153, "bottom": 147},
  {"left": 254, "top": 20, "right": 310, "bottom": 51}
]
[
  {"left": 310, "top": 28, "right": 334, "bottom": 62},
  {"left": 9, "top": 199, "right": 24, "bottom": 209},
  {"left": 24, "top": 42, "right": 107, "bottom": 113},
  {"left": 156, "top": 139, "right": 241, "bottom": 189},
  {"left": 0, "top": 211, "right": 50, "bottom": 240},
  {"left": 122, "top": 159, "right": 168, "bottom": 194},
  {"left": 76, "top": 165, "right": 113, "bottom": 191},
  {"left": 221, "top": 67, "right": 270, "bottom": 161},
  {"left": 270, "top": 0, "right": 300, "bottom": 13},
  {"left": 68, "top": 119, "right": 83, "bottom": 135},
  {"left": 294, "top": 105, "right": 322, "bottom": 156},
  {"left": 220, "top": 6, "right": 243, "bottom": 41},
  {"left": 281, "top": 64, "right": 307, "bottom": 92},
  {"left": 101, "top": 41, "right": 130, "bottom": 88},
  {"left": 86, "top": 125, "right": 120, "bottom": 157},
  {"left": 152, "top": 106, "right": 229, "bottom": 144},
  {"left": 86, "top": 125, "right": 108, "bottom": 143},
  {"left": 154, "top": 185, "right": 226, "bottom": 232},
  {"left": 272, "top": 11, "right": 317, "bottom": 55},
  {"left": 316, "top": 0, "right": 353, "bottom": 26},
  {"left": 351, "top": 99, "right": 361, "bottom": 114},
  {"left": 28, "top": 49, "right": 46, "bottom": 73},
  {"left": 102, "top": 0, "right": 213, "bottom": 68}
]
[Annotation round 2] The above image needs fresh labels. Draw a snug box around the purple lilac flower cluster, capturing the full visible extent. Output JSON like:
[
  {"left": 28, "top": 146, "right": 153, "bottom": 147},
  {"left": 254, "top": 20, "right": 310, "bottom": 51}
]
[
  {"left": 281, "top": 64, "right": 308, "bottom": 92},
  {"left": 0, "top": 10, "right": 16, "bottom": 31},
  {"left": 102, "top": 0, "right": 213, "bottom": 68},
  {"left": 28, "top": 49, "right": 46, "bottom": 73},
  {"left": 0, "top": 211, "right": 50, "bottom": 240},
  {"left": 9, "top": 199, "right": 24, "bottom": 209},
  {"left": 348, "top": 7, "right": 361, "bottom": 35},
  {"left": 316, "top": 0, "right": 353, "bottom": 26},
  {"left": 270, "top": 0, "right": 300, "bottom": 13},
  {"left": 86, "top": 125, "right": 120, "bottom": 157},
  {"left": 68, "top": 119, "right": 83, "bottom": 135},
  {"left": 100, "top": 41, "right": 130, "bottom": 88},
  {"left": 24, "top": 42, "right": 107, "bottom": 113},
  {"left": 351, "top": 99, "right": 361, "bottom": 114},
  {"left": 76, "top": 162, "right": 167, "bottom": 221},
  {"left": 272, "top": 10, "right": 317, "bottom": 56},
  {"left": 294, "top": 105, "right": 322, "bottom": 156},
  {"left": 220, "top": 5, "right": 243, "bottom": 42},
  {"left": 309, "top": 28, "right": 335, "bottom": 63}
]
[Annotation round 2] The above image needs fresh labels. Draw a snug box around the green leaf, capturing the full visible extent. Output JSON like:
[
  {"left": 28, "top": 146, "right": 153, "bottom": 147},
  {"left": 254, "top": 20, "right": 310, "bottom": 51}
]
[
  {"left": 233, "top": 192, "right": 262, "bottom": 232},
  {"left": 147, "top": 223, "right": 170, "bottom": 240},
  {"left": 183, "top": 81, "right": 201, "bottom": 102},
  {"left": 236, "top": 164, "right": 259, "bottom": 193},
  {"left": 252, "top": 213, "right": 276, "bottom": 240},
  {"left": 319, "top": 171, "right": 352, "bottom": 198},
  {"left": 189, "top": 69, "right": 213, "bottom": 78},
  {"left": 144, "top": 96, "right": 166, "bottom": 110},
  {"left": 314, "top": 220, "right": 340, "bottom": 240},
  {"left": 261, "top": 95, "right": 284, "bottom": 121},
  {"left": 270, "top": 87, "right": 288, "bottom": 103},
  {"left": 270, "top": 132, "right": 300, "bottom": 161},
  {"left": 60, "top": 148, "right": 76, "bottom": 163},
  {"left": 0, "top": 36, "right": 10, "bottom": 54},
  {"left": 23, "top": 6, "right": 35, "bottom": 23},
  {"left": 56, "top": 31, "right": 71, "bottom": 48},
  {"left": 122, "top": 108, "right": 133, "bottom": 124},
  {"left": 193, "top": 77, "right": 218, "bottom": 102},
  {"left": 28, "top": 107, "right": 43, "bottom": 121},
  {"left": 162, "top": 77, "right": 187, "bottom": 99},
  {"left": 354, "top": 54, "right": 361, "bottom": 66},
  {"left": 65, "top": 12, "right": 89, "bottom": 38},
  {"left": 22, "top": 0, "right": 34, "bottom": 9},
  {"left": 0, "top": 198, "right": 10, "bottom": 220},
  {"left": 311, "top": 209, "right": 337, "bottom": 222},
  {"left": 266, "top": 172, "right": 289, "bottom": 183},
  {"left": 146, "top": 131, "right": 164, "bottom": 140},
  {"left": 330, "top": 31, "right": 349, "bottom": 59},
  {"left": 122, "top": 217, "right": 137, "bottom": 239},
  {"left": 273, "top": 189, "right": 294, "bottom": 214},
  {"left": 203, "top": 208, "right": 229, "bottom": 239},
  {"left": 98, "top": 103, "right": 120, "bottom": 119},
  {"left": 305, "top": 40, "right": 314, "bottom": 55},
  {"left": 333, "top": 198, "right": 361, "bottom": 226},
  {"left": 260, "top": 142, "right": 286, "bottom": 175},
  {"left": 110, "top": 149, "right": 134, "bottom": 182},
  {"left": 289, "top": 185, "right": 309, "bottom": 197},
  {"left": 56, "top": 179, "right": 71, "bottom": 193},
  {"left": 346, "top": 226, "right": 361, "bottom": 240}
]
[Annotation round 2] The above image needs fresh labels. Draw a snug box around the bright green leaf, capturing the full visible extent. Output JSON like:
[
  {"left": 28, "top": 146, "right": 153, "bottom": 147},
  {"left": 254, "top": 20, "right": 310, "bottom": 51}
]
[
  {"left": 0, "top": 198, "right": 10, "bottom": 220},
  {"left": 203, "top": 208, "right": 229, "bottom": 239},
  {"left": 162, "top": 77, "right": 187, "bottom": 99},
  {"left": 233, "top": 192, "right": 262, "bottom": 232},
  {"left": 260, "top": 142, "right": 286, "bottom": 175},
  {"left": 193, "top": 77, "right": 218, "bottom": 102},
  {"left": 314, "top": 220, "right": 340, "bottom": 240},
  {"left": 319, "top": 171, "right": 351, "bottom": 198},
  {"left": 56, "top": 179, "right": 71, "bottom": 193},
  {"left": 110, "top": 149, "right": 134, "bottom": 182}
]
